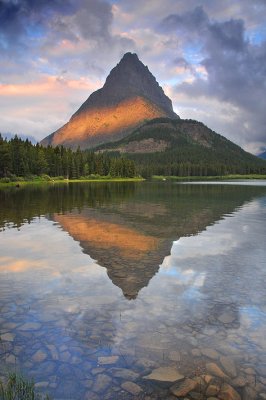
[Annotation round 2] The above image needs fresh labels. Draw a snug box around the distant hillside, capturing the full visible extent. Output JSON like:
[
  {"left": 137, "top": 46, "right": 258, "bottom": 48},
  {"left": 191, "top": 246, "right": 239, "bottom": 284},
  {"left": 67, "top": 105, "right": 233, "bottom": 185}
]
[
  {"left": 258, "top": 151, "right": 266, "bottom": 160},
  {"left": 96, "top": 118, "right": 266, "bottom": 176}
]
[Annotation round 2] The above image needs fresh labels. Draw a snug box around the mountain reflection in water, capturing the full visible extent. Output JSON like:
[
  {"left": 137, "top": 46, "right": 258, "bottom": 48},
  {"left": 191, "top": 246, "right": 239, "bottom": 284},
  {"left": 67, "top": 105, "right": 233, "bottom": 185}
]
[
  {"left": 0, "top": 181, "right": 266, "bottom": 399},
  {"left": 1, "top": 182, "right": 265, "bottom": 300}
]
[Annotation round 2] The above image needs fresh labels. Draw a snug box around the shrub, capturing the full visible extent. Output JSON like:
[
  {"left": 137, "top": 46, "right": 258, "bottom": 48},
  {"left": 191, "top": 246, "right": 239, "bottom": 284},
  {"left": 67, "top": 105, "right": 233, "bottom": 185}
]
[
  {"left": 40, "top": 174, "right": 51, "bottom": 181},
  {"left": 0, "top": 373, "right": 51, "bottom": 399},
  {"left": 0, "top": 177, "right": 11, "bottom": 183}
]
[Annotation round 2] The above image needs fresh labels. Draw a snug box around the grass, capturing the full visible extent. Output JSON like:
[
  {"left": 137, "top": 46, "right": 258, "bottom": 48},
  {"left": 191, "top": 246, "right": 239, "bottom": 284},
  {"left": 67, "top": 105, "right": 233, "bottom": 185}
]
[
  {"left": 153, "top": 174, "right": 266, "bottom": 181},
  {"left": 0, "top": 373, "right": 50, "bottom": 400},
  {"left": 0, "top": 175, "right": 144, "bottom": 189}
]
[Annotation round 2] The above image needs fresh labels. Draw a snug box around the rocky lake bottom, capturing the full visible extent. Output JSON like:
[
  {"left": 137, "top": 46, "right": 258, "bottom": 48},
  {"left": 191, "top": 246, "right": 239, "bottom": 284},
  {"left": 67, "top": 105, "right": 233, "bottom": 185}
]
[{"left": 0, "top": 181, "right": 266, "bottom": 399}]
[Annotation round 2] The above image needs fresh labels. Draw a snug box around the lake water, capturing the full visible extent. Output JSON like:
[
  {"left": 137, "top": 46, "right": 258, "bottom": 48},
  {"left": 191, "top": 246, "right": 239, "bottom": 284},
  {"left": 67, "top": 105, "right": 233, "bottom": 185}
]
[{"left": 0, "top": 181, "right": 266, "bottom": 399}]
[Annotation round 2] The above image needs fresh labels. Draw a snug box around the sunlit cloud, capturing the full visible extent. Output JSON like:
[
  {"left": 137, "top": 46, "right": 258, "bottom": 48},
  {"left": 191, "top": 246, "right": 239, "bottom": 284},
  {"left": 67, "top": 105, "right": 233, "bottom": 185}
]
[{"left": 0, "top": 76, "right": 101, "bottom": 97}]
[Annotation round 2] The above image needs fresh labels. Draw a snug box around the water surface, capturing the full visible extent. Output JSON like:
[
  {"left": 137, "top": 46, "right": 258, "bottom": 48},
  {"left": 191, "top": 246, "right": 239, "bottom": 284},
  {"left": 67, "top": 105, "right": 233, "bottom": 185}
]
[{"left": 0, "top": 181, "right": 266, "bottom": 399}]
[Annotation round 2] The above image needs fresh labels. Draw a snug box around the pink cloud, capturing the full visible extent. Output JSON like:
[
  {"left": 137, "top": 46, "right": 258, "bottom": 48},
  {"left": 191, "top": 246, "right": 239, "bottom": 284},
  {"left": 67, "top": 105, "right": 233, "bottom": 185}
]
[{"left": 0, "top": 76, "right": 101, "bottom": 97}]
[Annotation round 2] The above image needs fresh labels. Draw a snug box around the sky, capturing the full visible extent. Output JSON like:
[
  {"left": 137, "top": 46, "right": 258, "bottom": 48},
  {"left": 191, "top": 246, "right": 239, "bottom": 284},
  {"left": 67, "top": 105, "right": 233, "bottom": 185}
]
[{"left": 0, "top": 0, "right": 266, "bottom": 154}]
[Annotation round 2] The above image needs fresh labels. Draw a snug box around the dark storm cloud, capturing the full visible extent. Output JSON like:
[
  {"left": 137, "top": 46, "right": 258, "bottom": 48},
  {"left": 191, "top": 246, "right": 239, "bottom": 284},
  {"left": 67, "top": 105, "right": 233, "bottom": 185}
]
[
  {"left": 0, "top": 0, "right": 123, "bottom": 52},
  {"left": 160, "top": 6, "right": 266, "bottom": 148},
  {"left": 0, "top": 0, "right": 134, "bottom": 78},
  {"left": 0, "top": 0, "right": 74, "bottom": 39},
  {"left": 161, "top": 6, "right": 209, "bottom": 35}
]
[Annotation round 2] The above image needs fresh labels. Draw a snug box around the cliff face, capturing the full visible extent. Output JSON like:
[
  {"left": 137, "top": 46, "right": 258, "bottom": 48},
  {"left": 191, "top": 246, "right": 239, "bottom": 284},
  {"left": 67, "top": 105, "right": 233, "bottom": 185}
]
[{"left": 41, "top": 53, "right": 178, "bottom": 149}]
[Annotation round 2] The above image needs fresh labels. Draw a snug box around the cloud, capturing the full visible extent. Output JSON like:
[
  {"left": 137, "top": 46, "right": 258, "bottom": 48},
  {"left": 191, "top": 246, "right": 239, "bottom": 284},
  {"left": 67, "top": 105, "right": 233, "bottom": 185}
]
[
  {"left": 159, "top": 5, "right": 266, "bottom": 152},
  {"left": 0, "top": 75, "right": 102, "bottom": 140},
  {"left": 0, "top": 0, "right": 135, "bottom": 139}
]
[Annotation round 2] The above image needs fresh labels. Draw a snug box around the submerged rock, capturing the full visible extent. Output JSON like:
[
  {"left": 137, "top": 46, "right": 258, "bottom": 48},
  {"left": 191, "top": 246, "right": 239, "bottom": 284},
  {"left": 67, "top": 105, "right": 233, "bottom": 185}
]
[
  {"left": 98, "top": 356, "right": 119, "bottom": 365},
  {"left": 170, "top": 378, "right": 198, "bottom": 397},
  {"left": 121, "top": 381, "right": 142, "bottom": 395},
  {"left": 220, "top": 356, "right": 237, "bottom": 378},
  {"left": 32, "top": 349, "right": 47, "bottom": 362},
  {"left": 218, "top": 383, "right": 241, "bottom": 400},
  {"left": 93, "top": 374, "right": 112, "bottom": 393},
  {"left": 231, "top": 376, "right": 246, "bottom": 387},
  {"left": 18, "top": 322, "right": 41, "bottom": 331},
  {"left": 206, "top": 384, "right": 220, "bottom": 396},
  {"left": 206, "top": 363, "right": 228, "bottom": 379},
  {"left": 0, "top": 333, "right": 15, "bottom": 342},
  {"left": 168, "top": 350, "right": 181, "bottom": 361},
  {"left": 144, "top": 367, "right": 184, "bottom": 382},
  {"left": 110, "top": 368, "right": 139, "bottom": 381},
  {"left": 201, "top": 348, "right": 220, "bottom": 360}
]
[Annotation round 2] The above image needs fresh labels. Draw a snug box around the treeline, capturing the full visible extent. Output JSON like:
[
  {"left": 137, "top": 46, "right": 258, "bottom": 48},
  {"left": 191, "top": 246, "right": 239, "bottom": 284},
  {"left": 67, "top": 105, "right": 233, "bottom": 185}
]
[
  {"left": 98, "top": 118, "right": 266, "bottom": 177},
  {"left": 0, "top": 135, "right": 136, "bottom": 179},
  {"left": 127, "top": 146, "right": 266, "bottom": 178}
]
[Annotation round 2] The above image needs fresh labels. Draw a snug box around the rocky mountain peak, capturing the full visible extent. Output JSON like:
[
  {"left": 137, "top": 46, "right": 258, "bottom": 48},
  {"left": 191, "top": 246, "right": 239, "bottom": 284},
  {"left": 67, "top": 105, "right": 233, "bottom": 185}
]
[
  {"left": 41, "top": 53, "right": 178, "bottom": 149},
  {"left": 73, "top": 52, "right": 177, "bottom": 118}
]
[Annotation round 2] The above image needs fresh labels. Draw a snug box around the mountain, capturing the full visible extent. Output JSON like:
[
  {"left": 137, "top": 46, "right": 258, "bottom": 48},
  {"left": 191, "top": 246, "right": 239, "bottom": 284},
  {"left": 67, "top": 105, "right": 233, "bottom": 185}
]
[
  {"left": 96, "top": 117, "right": 266, "bottom": 176},
  {"left": 258, "top": 151, "right": 266, "bottom": 160},
  {"left": 41, "top": 53, "right": 178, "bottom": 149}
]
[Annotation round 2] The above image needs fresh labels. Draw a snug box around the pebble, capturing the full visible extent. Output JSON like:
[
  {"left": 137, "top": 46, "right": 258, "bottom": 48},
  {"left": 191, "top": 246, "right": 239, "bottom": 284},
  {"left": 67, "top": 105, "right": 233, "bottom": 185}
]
[
  {"left": 35, "top": 381, "right": 49, "bottom": 388},
  {"left": 93, "top": 373, "right": 112, "bottom": 393},
  {"left": 5, "top": 354, "right": 16, "bottom": 364},
  {"left": 134, "top": 358, "right": 158, "bottom": 370},
  {"left": 47, "top": 344, "right": 59, "bottom": 360},
  {"left": 170, "top": 378, "right": 198, "bottom": 397},
  {"left": 168, "top": 350, "right": 181, "bottom": 361},
  {"left": 218, "top": 383, "right": 241, "bottom": 400},
  {"left": 202, "top": 375, "right": 214, "bottom": 385},
  {"left": 256, "top": 365, "right": 266, "bottom": 377},
  {"left": 0, "top": 333, "right": 15, "bottom": 342},
  {"left": 220, "top": 356, "right": 237, "bottom": 378},
  {"left": 98, "top": 356, "right": 119, "bottom": 365},
  {"left": 206, "top": 363, "right": 228, "bottom": 380},
  {"left": 242, "top": 386, "right": 257, "bottom": 400},
  {"left": 244, "top": 367, "right": 255, "bottom": 375},
  {"left": 218, "top": 312, "right": 235, "bottom": 324},
  {"left": 32, "top": 350, "right": 47, "bottom": 362},
  {"left": 206, "top": 384, "right": 219, "bottom": 396},
  {"left": 18, "top": 322, "right": 41, "bottom": 331},
  {"left": 110, "top": 368, "right": 139, "bottom": 381},
  {"left": 121, "top": 381, "right": 143, "bottom": 395},
  {"left": 201, "top": 348, "right": 220, "bottom": 360},
  {"left": 231, "top": 376, "right": 246, "bottom": 387},
  {"left": 91, "top": 367, "right": 106, "bottom": 375},
  {"left": 191, "top": 349, "right": 201, "bottom": 357}
]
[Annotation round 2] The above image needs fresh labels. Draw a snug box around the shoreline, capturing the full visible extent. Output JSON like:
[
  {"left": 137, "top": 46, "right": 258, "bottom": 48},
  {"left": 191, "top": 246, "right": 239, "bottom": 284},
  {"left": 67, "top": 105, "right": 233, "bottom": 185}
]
[
  {"left": 1, "top": 174, "right": 266, "bottom": 189},
  {"left": 152, "top": 174, "right": 266, "bottom": 181},
  {"left": 0, "top": 177, "right": 144, "bottom": 189}
]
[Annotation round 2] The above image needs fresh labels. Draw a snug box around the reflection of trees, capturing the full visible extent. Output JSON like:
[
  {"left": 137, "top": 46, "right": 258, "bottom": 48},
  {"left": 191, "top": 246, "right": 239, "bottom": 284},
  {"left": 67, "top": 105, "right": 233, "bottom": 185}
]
[{"left": 0, "top": 182, "right": 136, "bottom": 230}]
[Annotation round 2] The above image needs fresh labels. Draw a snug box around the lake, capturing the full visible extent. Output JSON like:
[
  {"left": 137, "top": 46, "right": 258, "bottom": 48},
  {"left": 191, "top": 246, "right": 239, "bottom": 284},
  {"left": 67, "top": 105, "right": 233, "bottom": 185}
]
[{"left": 0, "top": 181, "right": 266, "bottom": 399}]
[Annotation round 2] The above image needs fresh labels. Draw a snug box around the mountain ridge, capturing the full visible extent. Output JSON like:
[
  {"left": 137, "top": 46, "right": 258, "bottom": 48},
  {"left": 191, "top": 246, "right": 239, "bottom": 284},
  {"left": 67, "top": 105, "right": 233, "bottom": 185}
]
[
  {"left": 41, "top": 53, "right": 178, "bottom": 149},
  {"left": 95, "top": 117, "right": 266, "bottom": 176}
]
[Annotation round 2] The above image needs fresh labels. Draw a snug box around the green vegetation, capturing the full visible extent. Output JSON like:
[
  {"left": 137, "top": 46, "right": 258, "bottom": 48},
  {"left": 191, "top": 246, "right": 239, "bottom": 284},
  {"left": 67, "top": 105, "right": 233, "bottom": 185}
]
[
  {"left": 0, "top": 175, "right": 143, "bottom": 189},
  {"left": 0, "top": 134, "right": 136, "bottom": 181},
  {"left": 97, "top": 118, "right": 266, "bottom": 177},
  {"left": 0, "top": 373, "right": 50, "bottom": 400},
  {"left": 2, "top": 119, "right": 266, "bottom": 183}
]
